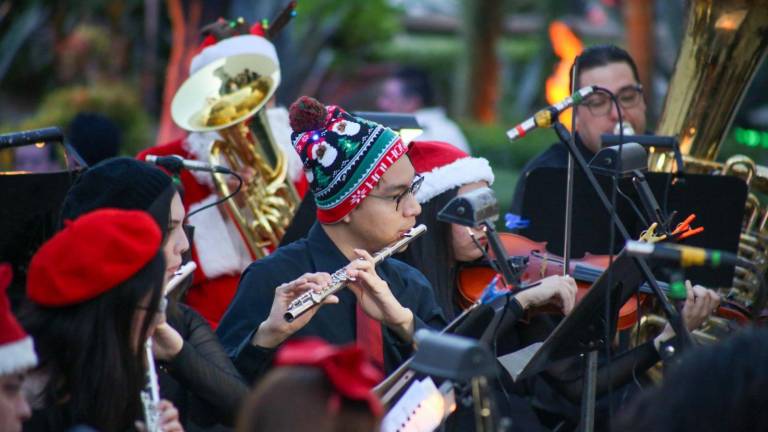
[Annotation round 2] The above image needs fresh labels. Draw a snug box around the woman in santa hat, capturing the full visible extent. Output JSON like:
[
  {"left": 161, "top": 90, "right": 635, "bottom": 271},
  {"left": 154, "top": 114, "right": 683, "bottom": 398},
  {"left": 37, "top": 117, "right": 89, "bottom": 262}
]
[
  {"left": 400, "top": 140, "right": 577, "bottom": 323},
  {"left": 0, "top": 263, "right": 37, "bottom": 432},
  {"left": 20, "top": 209, "right": 183, "bottom": 432}
]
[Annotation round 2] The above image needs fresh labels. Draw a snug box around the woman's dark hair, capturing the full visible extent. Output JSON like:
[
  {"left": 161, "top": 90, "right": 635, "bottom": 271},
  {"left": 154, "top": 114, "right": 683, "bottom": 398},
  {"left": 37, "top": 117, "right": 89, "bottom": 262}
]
[
  {"left": 20, "top": 251, "right": 165, "bottom": 432},
  {"left": 397, "top": 187, "right": 461, "bottom": 320},
  {"left": 613, "top": 327, "right": 768, "bottom": 432},
  {"left": 569, "top": 44, "right": 641, "bottom": 90},
  {"left": 60, "top": 157, "right": 175, "bottom": 234},
  {"left": 237, "top": 366, "right": 379, "bottom": 432}
]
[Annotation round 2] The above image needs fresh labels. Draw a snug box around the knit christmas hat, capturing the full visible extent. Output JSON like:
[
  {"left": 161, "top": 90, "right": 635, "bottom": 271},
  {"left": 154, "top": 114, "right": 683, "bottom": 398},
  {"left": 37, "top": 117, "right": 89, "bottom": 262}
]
[
  {"left": 409, "top": 140, "right": 494, "bottom": 203},
  {"left": 289, "top": 96, "right": 408, "bottom": 223},
  {"left": 27, "top": 209, "right": 163, "bottom": 307},
  {"left": 0, "top": 263, "right": 37, "bottom": 376},
  {"left": 189, "top": 17, "right": 278, "bottom": 75}
]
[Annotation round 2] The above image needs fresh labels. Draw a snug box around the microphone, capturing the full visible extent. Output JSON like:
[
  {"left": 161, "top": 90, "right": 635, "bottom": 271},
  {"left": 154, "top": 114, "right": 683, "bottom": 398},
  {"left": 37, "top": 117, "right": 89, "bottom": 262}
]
[
  {"left": 145, "top": 154, "right": 232, "bottom": 174},
  {"left": 625, "top": 240, "right": 753, "bottom": 270},
  {"left": 506, "top": 86, "right": 597, "bottom": 141}
]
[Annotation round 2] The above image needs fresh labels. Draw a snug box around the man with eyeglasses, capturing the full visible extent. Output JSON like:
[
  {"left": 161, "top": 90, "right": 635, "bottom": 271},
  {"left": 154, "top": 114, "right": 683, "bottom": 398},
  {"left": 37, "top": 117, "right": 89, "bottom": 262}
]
[
  {"left": 510, "top": 44, "right": 647, "bottom": 214},
  {"left": 217, "top": 96, "right": 446, "bottom": 378}
]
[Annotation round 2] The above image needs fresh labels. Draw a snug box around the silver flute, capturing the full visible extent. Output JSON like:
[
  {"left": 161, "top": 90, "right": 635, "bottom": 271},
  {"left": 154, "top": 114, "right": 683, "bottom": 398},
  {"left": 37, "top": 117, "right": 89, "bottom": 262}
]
[
  {"left": 164, "top": 261, "right": 197, "bottom": 295},
  {"left": 140, "top": 339, "right": 161, "bottom": 432},
  {"left": 284, "top": 224, "right": 427, "bottom": 322}
]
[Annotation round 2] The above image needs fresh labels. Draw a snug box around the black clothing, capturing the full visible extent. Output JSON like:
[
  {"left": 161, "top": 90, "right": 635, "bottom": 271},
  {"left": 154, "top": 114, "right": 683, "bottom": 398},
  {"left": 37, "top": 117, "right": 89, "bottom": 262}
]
[
  {"left": 510, "top": 134, "right": 595, "bottom": 215},
  {"left": 161, "top": 303, "right": 249, "bottom": 430},
  {"left": 217, "top": 222, "right": 446, "bottom": 375},
  {"left": 278, "top": 192, "right": 316, "bottom": 247}
]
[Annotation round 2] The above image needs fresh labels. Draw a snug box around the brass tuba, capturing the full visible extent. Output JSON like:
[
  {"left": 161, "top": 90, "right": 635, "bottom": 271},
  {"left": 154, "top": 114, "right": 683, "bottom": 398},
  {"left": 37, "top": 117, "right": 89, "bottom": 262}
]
[
  {"left": 645, "top": 0, "right": 768, "bottom": 331},
  {"left": 171, "top": 53, "right": 299, "bottom": 259},
  {"left": 649, "top": 0, "right": 768, "bottom": 170}
]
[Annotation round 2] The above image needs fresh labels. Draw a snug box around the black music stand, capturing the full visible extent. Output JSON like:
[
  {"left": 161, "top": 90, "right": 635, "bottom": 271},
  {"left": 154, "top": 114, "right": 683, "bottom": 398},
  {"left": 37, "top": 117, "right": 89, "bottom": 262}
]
[
  {"left": 498, "top": 250, "right": 643, "bottom": 428},
  {"left": 518, "top": 168, "right": 747, "bottom": 287},
  {"left": 0, "top": 127, "right": 86, "bottom": 307},
  {"left": 0, "top": 170, "right": 83, "bottom": 304}
]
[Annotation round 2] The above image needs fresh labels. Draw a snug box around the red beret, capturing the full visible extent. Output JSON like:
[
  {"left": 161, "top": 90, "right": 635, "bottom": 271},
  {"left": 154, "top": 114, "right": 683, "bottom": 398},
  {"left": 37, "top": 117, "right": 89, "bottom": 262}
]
[{"left": 27, "top": 209, "right": 162, "bottom": 306}]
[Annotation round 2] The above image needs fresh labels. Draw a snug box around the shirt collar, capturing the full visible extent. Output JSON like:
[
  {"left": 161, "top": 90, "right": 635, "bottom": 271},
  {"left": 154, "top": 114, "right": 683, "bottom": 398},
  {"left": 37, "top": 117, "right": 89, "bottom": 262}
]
[
  {"left": 307, "top": 222, "right": 350, "bottom": 271},
  {"left": 574, "top": 132, "right": 597, "bottom": 159}
]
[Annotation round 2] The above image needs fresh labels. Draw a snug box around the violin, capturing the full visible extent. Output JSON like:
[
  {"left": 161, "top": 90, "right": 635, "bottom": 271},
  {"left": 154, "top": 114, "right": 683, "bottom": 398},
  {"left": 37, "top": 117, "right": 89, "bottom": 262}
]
[
  {"left": 457, "top": 232, "right": 753, "bottom": 328},
  {"left": 457, "top": 232, "right": 642, "bottom": 330}
]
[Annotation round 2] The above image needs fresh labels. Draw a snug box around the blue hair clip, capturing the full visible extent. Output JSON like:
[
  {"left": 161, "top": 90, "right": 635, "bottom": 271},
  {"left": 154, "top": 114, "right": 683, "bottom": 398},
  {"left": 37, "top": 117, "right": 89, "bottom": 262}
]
[
  {"left": 505, "top": 213, "right": 530, "bottom": 230},
  {"left": 480, "top": 275, "right": 507, "bottom": 304}
]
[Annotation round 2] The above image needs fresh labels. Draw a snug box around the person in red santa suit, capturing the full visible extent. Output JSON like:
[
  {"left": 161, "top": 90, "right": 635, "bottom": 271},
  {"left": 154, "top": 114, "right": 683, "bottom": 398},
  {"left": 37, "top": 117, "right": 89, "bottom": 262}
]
[{"left": 138, "top": 17, "right": 308, "bottom": 329}]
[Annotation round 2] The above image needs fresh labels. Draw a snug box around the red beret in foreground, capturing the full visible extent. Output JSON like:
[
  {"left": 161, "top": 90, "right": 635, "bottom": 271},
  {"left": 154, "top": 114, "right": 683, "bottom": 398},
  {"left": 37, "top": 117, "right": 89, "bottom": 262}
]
[{"left": 27, "top": 209, "right": 162, "bottom": 306}]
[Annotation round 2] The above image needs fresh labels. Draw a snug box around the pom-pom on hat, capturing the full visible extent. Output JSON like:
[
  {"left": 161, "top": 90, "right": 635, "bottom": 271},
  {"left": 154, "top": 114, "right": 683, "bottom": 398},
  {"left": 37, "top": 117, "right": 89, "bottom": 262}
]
[
  {"left": 409, "top": 140, "right": 494, "bottom": 203},
  {"left": 275, "top": 338, "right": 383, "bottom": 416},
  {"left": 27, "top": 209, "right": 163, "bottom": 307},
  {"left": 0, "top": 263, "right": 37, "bottom": 376},
  {"left": 289, "top": 96, "right": 408, "bottom": 223}
]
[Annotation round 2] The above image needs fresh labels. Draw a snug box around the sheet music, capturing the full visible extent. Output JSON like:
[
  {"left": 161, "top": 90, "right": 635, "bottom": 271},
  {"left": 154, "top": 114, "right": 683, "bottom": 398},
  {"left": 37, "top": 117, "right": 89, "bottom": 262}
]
[
  {"left": 381, "top": 377, "right": 447, "bottom": 432},
  {"left": 497, "top": 342, "right": 543, "bottom": 381}
]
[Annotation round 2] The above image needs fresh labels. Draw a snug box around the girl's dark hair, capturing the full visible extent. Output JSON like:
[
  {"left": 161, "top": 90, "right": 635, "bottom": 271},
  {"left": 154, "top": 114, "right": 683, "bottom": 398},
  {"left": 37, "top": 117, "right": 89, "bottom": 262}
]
[
  {"left": 397, "top": 187, "right": 461, "bottom": 320},
  {"left": 237, "top": 366, "right": 380, "bottom": 432},
  {"left": 20, "top": 251, "right": 165, "bottom": 432},
  {"left": 613, "top": 327, "right": 768, "bottom": 432}
]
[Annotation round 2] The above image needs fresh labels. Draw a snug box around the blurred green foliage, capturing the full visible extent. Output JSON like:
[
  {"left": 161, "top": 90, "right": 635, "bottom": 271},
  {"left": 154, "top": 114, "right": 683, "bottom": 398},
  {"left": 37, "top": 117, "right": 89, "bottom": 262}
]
[
  {"left": 462, "top": 120, "right": 555, "bottom": 170},
  {"left": 721, "top": 128, "right": 768, "bottom": 165},
  {"left": 0, "top": 82, "right": 151, "bottom": 157},
  {"left": 293, "top": 0, "right": 402, "bottom": 53},
  {"left": 374, "top": 34, "right": 541, "bottom": 65}
]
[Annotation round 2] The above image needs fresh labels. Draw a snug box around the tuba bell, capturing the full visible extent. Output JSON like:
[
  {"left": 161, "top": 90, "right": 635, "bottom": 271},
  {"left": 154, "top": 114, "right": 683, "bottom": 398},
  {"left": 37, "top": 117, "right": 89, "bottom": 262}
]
[
  {"left": 171, "top": 53, "right": 300, "bottom": 259},
  {"left": 640, "top": 0, "right": 768, "bottom": 341}
]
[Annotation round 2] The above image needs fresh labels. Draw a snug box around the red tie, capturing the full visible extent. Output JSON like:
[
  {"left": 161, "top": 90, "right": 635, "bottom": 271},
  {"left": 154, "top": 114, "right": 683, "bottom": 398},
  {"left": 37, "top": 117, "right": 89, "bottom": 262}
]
[{"left": 356, "top": 303, "right": 384, "bottom": 370}]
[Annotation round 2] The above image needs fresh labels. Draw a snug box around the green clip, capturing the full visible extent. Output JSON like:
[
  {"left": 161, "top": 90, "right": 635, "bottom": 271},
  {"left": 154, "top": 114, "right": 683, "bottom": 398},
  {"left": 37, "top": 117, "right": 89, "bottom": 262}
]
[{"left": 669, "top": 280, "right": 687, "bottom": 301}]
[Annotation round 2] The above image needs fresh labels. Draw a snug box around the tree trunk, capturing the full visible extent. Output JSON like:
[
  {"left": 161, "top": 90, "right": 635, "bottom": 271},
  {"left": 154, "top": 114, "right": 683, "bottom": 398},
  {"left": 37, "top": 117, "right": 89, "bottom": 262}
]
[
  {"left": 455, "top": 0, "right": 503, "bottom": 123},
  {"left": 624, "top": 0, "right": 654, "bottom": 112},
  {"left": 156, "top": 0, "right": 203, "bottom": 146}
]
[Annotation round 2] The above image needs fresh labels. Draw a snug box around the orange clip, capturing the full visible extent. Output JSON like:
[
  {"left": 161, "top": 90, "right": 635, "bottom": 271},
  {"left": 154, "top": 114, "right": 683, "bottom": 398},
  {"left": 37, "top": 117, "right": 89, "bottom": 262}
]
[
  {"left": 676, "top": 226, "right": 704, "bottom": 240},
  {"left": 671, "top": 214, "right": 697, "bottom": 236},
  {"left": 672, "top": 214, "right": 704, "bottom": 240}
]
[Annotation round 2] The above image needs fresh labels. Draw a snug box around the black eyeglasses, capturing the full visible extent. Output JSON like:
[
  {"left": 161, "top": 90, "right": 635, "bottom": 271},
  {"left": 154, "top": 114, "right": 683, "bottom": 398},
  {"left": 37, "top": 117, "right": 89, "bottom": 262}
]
[
  {"left": 581, "top": 84, "right": 643, "bottom": 116},
  {"left": 368, "top": 174, "right": 424, "bottom": 211}
]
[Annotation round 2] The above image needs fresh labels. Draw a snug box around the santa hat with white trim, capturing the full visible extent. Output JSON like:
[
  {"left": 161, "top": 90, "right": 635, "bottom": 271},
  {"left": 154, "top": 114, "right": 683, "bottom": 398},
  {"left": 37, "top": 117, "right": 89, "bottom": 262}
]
[
  {"left": 409, "top": 140, "right": 494, "bottom": 203},
  {"left": 189, "top": 17, "right": 279, "bottom": 75},
  {"left": 0, "top": 263, "right": 37, "bottom": 376}
]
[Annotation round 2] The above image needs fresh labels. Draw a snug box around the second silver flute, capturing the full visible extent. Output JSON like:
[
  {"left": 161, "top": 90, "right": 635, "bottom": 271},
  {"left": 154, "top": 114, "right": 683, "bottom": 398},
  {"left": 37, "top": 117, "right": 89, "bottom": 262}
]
[{"left": 284, "top": 224, "right": 427, "bottom": 322}]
